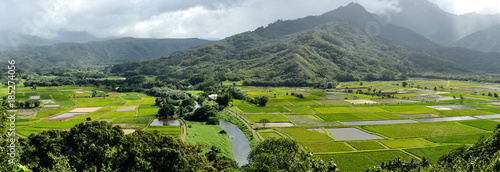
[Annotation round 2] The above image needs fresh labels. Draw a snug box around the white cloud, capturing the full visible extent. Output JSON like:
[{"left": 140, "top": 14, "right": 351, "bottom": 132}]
[{"left": 429, "top": 0, "right": 500, "bottom": 14}]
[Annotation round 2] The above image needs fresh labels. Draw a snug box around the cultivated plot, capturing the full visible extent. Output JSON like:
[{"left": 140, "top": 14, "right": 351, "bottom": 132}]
[
  {"left": 427, "top": 105, "right": 477, "bottom": 110},
  {"left": 44, "top": 113, "right": 87, "bottom": 121},
  {"left": 362, "top": 122, "right": 485, "bottom": 138},
  {"left": 341, "top": 119, "right": 417, "bottom": 126},
  {"left": 301, "top": 142, "right": 353, "bottom": 153},
  {"left": 327, "top": 128, "right": 384, "bottom": 141},
  {"left": 255, "top": 122, "right": 294, "bottom": 127},
  {"left": 345, "top": 99, "right": 379, "bottom": 104},
  {"left": 69, "top": 107, "right": 103, "bottom": 113},
  {"left": 418, "top": 116, "right": 476, "bottom": 122}
]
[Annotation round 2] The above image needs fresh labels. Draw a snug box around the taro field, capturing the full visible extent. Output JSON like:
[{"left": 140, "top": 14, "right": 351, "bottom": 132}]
[
  {"left": 2, "top": 85, "right": 180, "bottom": 139},
  {"left": 234, "top": 80, "right": 500, "bottom": 171}
]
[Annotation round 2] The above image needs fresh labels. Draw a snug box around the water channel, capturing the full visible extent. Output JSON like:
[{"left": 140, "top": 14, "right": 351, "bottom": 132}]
[{"left": 219, "top": 118, "right": 251, "bottom": 166}]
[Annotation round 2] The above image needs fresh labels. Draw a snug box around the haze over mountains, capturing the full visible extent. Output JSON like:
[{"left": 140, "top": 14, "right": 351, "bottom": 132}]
[
  {"left": 387, "top": 0, "right": 500, "bottom": 46},
  {"left": 452, "top": 24, "right": 500, "bottom": 53},
  {"left": 0, "top": 37, "right": 212, "bottom": 70}
]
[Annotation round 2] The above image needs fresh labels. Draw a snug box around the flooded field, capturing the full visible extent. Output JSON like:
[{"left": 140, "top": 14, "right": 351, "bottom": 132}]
[
  {"left": 418, "top": 116, "right": 476, "bottom": 122},
  {"left": 149, "top": 118, "right": 180, "bottom": 126},
  {"left": 427, "top": 105, "right": 476, "bottom": 110},
  {"left": 342, "top": 119, "right": 418, "bottom": 126},
  {"left": 327, "top": 128, "right": 384, "bottom": 141}
]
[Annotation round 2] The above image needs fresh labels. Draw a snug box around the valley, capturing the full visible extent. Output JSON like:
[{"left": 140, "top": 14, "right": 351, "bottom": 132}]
[
  {"left": 4, "top": 78, "right": 500, "bottom": 171},
  {"left": 1, "top": 0, "right": 500, "bottom": 171}
]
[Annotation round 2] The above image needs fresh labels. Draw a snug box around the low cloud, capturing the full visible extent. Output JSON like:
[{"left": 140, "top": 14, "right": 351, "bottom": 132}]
[{"left": 0, "top": 0, "right": 414, "bottom": 40}]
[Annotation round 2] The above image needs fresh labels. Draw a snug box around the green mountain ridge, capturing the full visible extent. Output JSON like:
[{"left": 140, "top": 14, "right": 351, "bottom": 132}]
[
  {"left": 452, "top": 24, "right": 500, "bottom": 53},
  {"left": 0, "top": 37, "right": 213, "bottom": 70},
  {"left": 113, "top": 3, "right": 495, "bottom": 84},
  {"left": 112, "top": 21, "right": 469, "bottom": 84}
]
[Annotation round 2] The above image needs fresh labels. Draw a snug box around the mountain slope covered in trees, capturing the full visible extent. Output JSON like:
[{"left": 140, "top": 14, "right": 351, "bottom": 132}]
[
  {"left": 113, "top": 3, "right": 500, "bottom": 85},
  {"left": 0, "top": 37, "right": 213, "bottom": 70},
  {"left": 112, "top": 21, "right": 468, "bottom": 85}
]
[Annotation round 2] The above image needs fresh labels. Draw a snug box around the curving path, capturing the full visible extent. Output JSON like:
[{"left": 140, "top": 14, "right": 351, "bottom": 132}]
[
  {"left": 175, "top": 115, "right": 187, "bottom": 142},
  {"left": 227, "top": 110, "right": 261, "bottom": 142}
]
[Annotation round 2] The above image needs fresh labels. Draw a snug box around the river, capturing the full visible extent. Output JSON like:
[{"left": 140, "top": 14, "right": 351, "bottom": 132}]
[{"left": 219, "top": 118, "right": 251, "bottom": 166}]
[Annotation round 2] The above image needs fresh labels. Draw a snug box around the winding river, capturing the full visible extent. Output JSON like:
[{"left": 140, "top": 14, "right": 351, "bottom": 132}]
[{"left": 219, "top": 118, "right": 251, "bottom": 166}]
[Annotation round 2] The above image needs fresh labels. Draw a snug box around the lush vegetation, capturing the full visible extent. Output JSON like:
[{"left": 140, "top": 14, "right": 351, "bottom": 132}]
[{"left": 0, "top": 38, "right": 212, "bottom": 71}]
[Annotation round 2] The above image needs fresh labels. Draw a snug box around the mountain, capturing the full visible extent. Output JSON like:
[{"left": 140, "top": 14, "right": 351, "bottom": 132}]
[
  {"left": 386, "top": 0, "right": 500, "bottom": 45},
  {"left": 452, "top": 24, "right": 500, "bottom": 53},
  {"left": 330, "top": 3, "right": 500, "bottom": 73},
  {"left": 53, "top": 31, "right": 107, "bottom": 43},
  {"left": 112, "top": 2, "right": 500, "bottom": 85},
  {"left": 0, "top": 31, "right": 64, "bottom": 48},
  {"left": 111, "top": 3, "right": 472, "bottom": 84},
  {"left": 0, "top": 37, "right": 213, "bottom": 70}
]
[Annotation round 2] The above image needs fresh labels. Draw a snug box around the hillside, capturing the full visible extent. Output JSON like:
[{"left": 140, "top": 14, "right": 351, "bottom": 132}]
[
  {"left": 328, "top": 3, "right": 500, "bottom": 73},
  {"left": 387, "top": 0, "right": 500, "bottom": 45},
  {"left": 452, "top": 24, "right": 500, "bottom": 53},
  {"left": 112, "top": 2, "right": 500, "bottom": 84},
  {"left": 112, "top": 21, "right": 468, "bottom": 84},
  {"left": 0, "top": 37, "right": 213, "bottom": 70}
]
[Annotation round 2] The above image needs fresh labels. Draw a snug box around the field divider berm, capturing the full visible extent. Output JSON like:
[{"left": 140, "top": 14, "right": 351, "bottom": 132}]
[
  {"left": 227, "top": 110, "right": 261, "bottom": 142},
  {"left": 399, "top": 149, "right": 422, "bottom": 161}
]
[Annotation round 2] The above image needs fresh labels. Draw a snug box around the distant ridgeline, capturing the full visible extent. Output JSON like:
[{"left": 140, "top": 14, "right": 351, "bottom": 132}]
[
  {"left": 111, "top": 3, "right": 500, "bottom": 85},
  {"left": 0, "top": 37, "right": 213, "bottom": 70}
]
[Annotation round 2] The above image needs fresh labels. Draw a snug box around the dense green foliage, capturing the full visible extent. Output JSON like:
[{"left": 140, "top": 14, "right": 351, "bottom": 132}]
[
  {"left": 241, "top": 138, "right": 339, "bottom": 171},
  {"left": 0, "top": 38, "right": 212, "bottom": 70},
  {"left": 18, "top": 121, "right": 214, "bottom": 172},
  {"left": 108, "top": 3, "right": 500, "bottom": 85},
  {"left": 146, "top": 87, "right": 191, "bottom": 100},
  {"left": 184, "top": 104, "right": 219, "bottom": 123},
  {"left": 112, "top": 21, "right": 468, "bottom": 84}
]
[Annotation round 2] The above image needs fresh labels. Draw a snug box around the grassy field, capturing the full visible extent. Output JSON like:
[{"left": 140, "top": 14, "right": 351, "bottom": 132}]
[
  {"left": 316, "top": 113, "right": 387, "bottom": 121},
  {"left": 287, "top": 99, "right": 320, "bottom": 106},
  {"left": 280, "top": 128, "right": 333, "bottom": 142},
  {"left": 286, "top": 115, "right": 342, "bottom": 127},
  {"left": 184, "top": 120, "right": 234, "bottom": 159},
  {"left": 379, "top": 105, "right": 435, "bottom": 112},
  {"left": 311, "top": 107, "right": 358, "bottom": 114},
  {"left": 362, "top": 122, "right": 485, "bottom": 138},
  {"left": 245, "top": 113, "right": 290, "bottom": 123},
  {"left": 437, "top": 109, "right": 494, "bottom": 117},
  {"left": 405, "top": 145, "right": 463, "bottom": 164},
  {"left": 424, "top": 132, "right": 492, "bottom": 144},
  {"left": 138, "top": 108, "right": 159, "bottom": 117},
  {"left": 145, "top": 126, "right": 181, "bottom": 136},
  {"left": 121, "top": 94, "right": 142, "bottom": 100},
  {"left": 347, "top": 141, "right": 387, "bottom": 151},
  {"left": 301, "top": 142, "right": 353, "bottom": 153},
  {"left": 31, "top": 120, "right": 87, "bottom": 129},
  {"left": 459, "top": 119, "right": 500, "bottom": 131},
  {"left": 284, "top": 106, "right": 316, "bottom": 114},
  {"left": 321, "top": 150, "right": 414, "bottom": 172},
  {"left": 380, "top": 138, "right": 435, "bottom": 148},
  {"left": 266, "top": 99, "right": 292, "bottom": 106},
  {"left": 258, "top": 130, "right": 284, "bottom": 140},
  {"left": 99, "top": 111, "right": 136, "bottom": 119},
  {"left": 238, "top": 106, "right": 290, "bottom": 113}
]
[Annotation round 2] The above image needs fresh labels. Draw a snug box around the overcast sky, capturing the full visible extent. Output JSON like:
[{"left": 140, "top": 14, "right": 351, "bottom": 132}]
[{"left": 0, "top": 0, "right": 499, "bottom": 40}]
